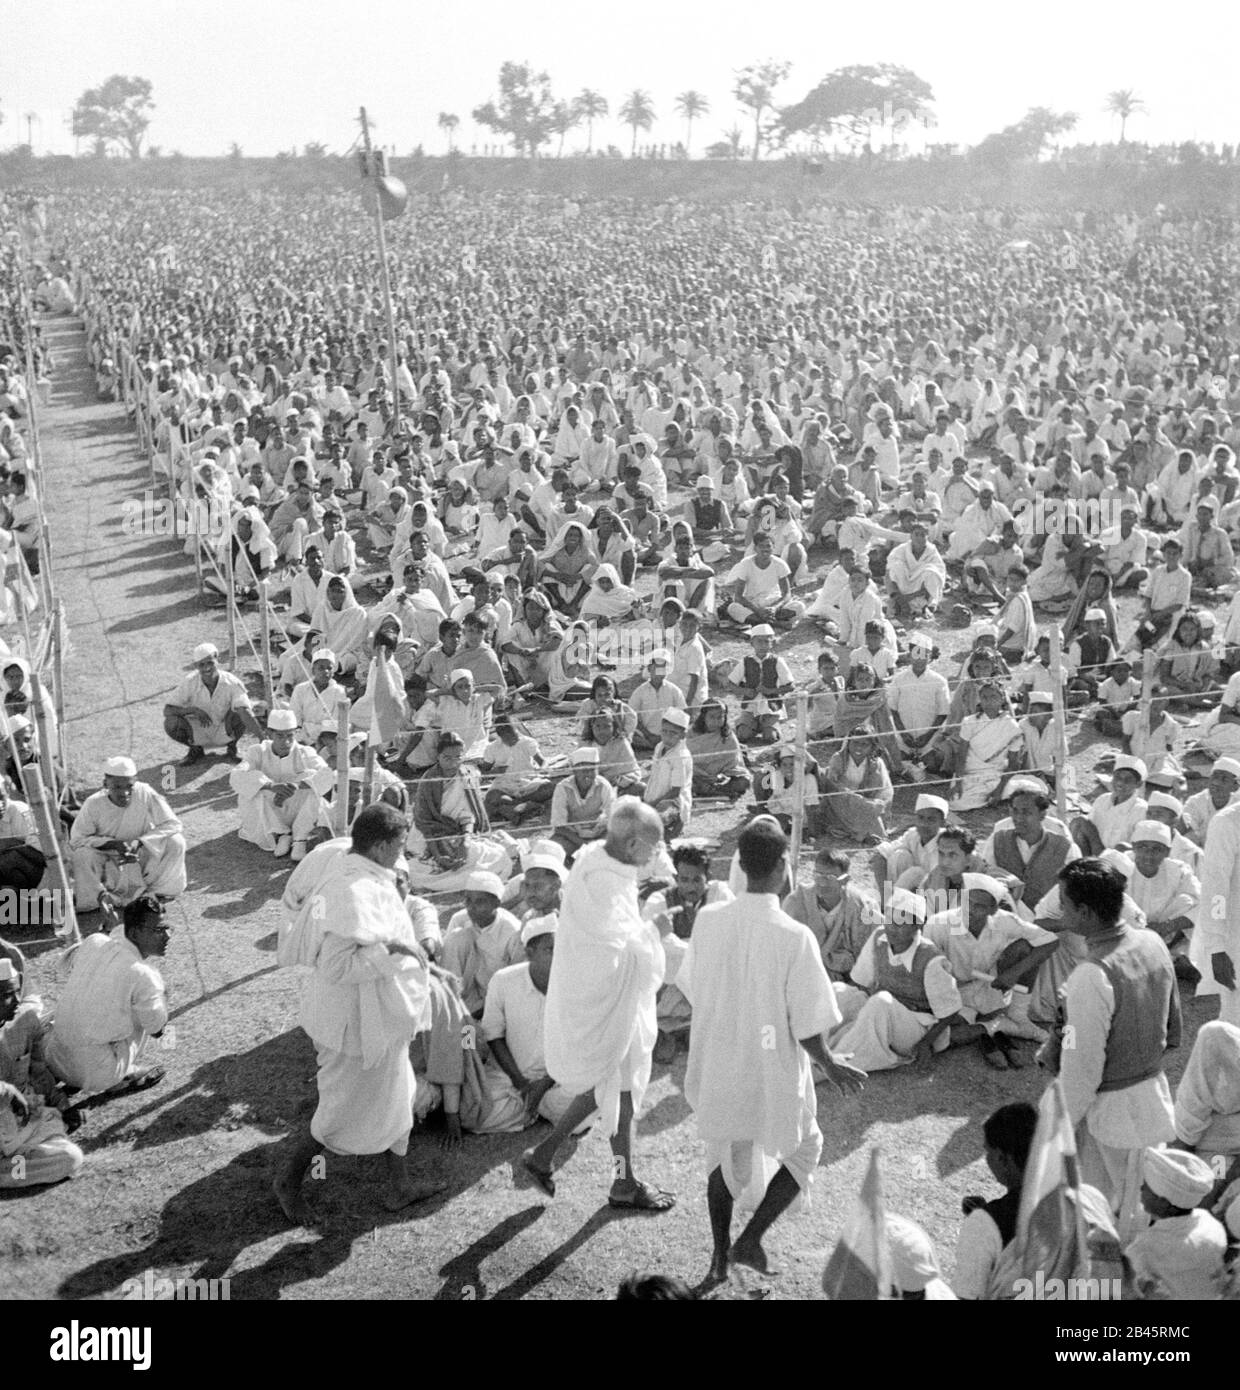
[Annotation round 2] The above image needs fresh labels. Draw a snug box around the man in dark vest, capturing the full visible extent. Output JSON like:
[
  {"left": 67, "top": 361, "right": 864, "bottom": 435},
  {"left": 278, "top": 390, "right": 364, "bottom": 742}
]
[
  {"left": 728, "top": 625, "right": 794, "bottom": 744},
  {"left": 1057, "top": 858, "right": 1181, "bottom": 1241},
  {"left": 980, "top": 777, "right": 1077, "bottom": 916}
]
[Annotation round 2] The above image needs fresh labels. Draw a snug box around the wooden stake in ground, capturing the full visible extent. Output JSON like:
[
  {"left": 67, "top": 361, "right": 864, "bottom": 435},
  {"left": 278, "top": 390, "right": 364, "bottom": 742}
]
[
  {"left": 335, "top": 700, "right": 351, "bottom": 836},
  {"left": 8, "top": 748, "right": 78, "bottom": 944},
  {"left": 1141, "top": 643, "right": 1157, "bottom": 745},
  {"left": 361, "top": 740, "right": 376, "bottom": 808},
  {"left": 52, "top": 601, "right": 68, "bottom": 781},
  {"left": 225, "top": 528, "right": 238, "bottom": 669},
  {"left": 1048, "top": 626, "right": 1069, "bottom": 823},
  {"left": 258, "top": 580, "right": 274, "bottom": 707},
  {"left": 29, "top": 672, "right": 60, "bottom": 808},
  {"left": 789, "top": 689, "right": 809, "bottom": 873}
]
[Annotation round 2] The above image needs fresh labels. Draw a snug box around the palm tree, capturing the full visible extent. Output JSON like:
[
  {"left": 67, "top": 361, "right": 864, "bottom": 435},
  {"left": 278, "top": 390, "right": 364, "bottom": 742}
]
[
  {"left": 437, "top": 111, "right": 460, "bottom": 152},
  {"left": 549, "top": 100, "right": 580, "bottom": 156},
  {"left": 1104, "top": 89, "right": 1146, "bottom": 144},
  {"left": 724, "top": 124, "right": 745, "bottom": 160},
  {"left": 574, "top": 89, "right": 608, "bottom": 153},
  {"left": 619, "top": 89, "right": 655, "bottom": 156},
  {"left": 674, "top": 90, "right": 709, "bottom": 156}
]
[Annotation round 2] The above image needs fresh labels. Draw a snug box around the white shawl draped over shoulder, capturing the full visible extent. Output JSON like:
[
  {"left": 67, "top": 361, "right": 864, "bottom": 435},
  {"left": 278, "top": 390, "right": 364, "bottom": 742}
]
[{"left": 543, "top": 841, "right": 666, "bottom": 1134}]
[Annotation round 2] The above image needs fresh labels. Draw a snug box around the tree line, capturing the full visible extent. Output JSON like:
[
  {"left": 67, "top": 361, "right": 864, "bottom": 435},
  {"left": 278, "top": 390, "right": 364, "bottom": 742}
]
[{"left": 7, "top": 69, "right": 1156, "bottom": 164}]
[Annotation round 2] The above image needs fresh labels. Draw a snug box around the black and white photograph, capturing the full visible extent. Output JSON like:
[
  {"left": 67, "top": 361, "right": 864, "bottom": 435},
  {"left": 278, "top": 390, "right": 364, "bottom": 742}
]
[{"left": 2, "top": 0, "right": 1239, "bottom": 1347}]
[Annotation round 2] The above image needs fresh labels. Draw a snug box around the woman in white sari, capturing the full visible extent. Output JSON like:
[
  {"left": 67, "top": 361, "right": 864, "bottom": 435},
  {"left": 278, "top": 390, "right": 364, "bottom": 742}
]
[
  {"left": 310, "top": 576, "right": 369, "bottom": 676},
  {"left": 540, "top": 521, "right": 598, "bottom": 617},
  {"left": 950, "top": 680, "right": 1024, "bottom": 810}
]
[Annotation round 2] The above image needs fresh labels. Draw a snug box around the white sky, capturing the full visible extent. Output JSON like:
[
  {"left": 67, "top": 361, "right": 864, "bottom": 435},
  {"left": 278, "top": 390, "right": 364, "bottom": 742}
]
[{"left": 2, "top": 0, "right": 1236, "bottom": 157}]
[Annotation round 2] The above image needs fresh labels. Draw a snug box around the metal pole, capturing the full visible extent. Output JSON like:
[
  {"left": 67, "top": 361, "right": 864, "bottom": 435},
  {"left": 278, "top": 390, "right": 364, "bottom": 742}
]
[
  {"left": 789, "top": 689, "right": 809, "bottom": 875},
  {"left": 1049, "top": 625, "right": 1069, "bottom": 824},
  {"left": 335, "top": 699, "right": 351, "bottom": 835},
  {"left": 359, "top": 107, "right": 403, "bottom": 438}
]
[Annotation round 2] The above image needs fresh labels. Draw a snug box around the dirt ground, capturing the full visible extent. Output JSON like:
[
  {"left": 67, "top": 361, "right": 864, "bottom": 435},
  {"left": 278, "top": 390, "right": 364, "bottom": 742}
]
[{"left": 1, "top": 317, "right": 1220, "bottom": 1301}]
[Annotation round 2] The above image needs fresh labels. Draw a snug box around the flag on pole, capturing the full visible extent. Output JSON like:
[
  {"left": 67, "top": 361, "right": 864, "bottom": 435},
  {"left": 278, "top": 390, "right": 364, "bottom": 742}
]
[
  {"left": 822, "top": 1148, "right": 891, "bottom": 1300},
  {"left": 376, "top": 175, "right": 408, "bottom": 221},
  {"left": 983, "top": 1078, "right": 1091, "bottom": 1299}
]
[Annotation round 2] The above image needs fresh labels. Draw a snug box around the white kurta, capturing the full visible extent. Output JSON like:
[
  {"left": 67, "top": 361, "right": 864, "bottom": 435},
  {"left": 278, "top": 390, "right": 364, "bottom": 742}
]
[
  {"left": 681, "top": 893, "right": 841, "bottom": 1207},
  {"left": 46, "top": 930, "right": 167, "bottom": 1095},
  {"left": 543, "top": 843, "right": 665, "bottom": 1136},
  {"left": 68, "top": 785, "right": 187, "bottom": 910},
  {"left": 1192, "top": 802, "right": 1240, "bottom": 1024},
  {"left": 229, "top": 741, "right": 333, "bottom": 852},
  {"left": 169, "top": 669, "right": 253, "bottom": 749}
]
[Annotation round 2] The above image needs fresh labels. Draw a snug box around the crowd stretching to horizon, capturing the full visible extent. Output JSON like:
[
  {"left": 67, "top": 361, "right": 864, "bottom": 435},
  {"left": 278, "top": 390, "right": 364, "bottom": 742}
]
[{"left": 3, "top": 185, "right": 1240, "bottom": 1297}]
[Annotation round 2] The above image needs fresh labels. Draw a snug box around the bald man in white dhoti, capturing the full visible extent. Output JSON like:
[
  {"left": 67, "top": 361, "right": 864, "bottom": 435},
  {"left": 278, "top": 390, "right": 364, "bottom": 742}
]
[
  {"left": 681, "top": 818, "right": 864, "bottom": 1285},
  {"left": 229, "top": 710, "right": 333, "bottom": 862},
  {"left": 520, "top": 799, "right": 676, "bottom": 1211},
  {"left": 274, "top": 804, "right": 446, "bottom": 1222},
  {"left": 68, "top": 757, "right": 187, "bottom": 912}
]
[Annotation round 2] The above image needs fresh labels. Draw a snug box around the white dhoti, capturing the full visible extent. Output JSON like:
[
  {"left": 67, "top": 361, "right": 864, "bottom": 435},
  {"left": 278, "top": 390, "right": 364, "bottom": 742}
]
[
  {"left": 467, "top": 1063, "right": 584, "bottom": 1135},
  {"left": 705, "top": 1097, "right": 823, "bottom": 1213},
  {"left": 0, "top": 1106, "right": 84, "bottom": 1189},
  {"left": 46, "top": 1024, "right": 151, "bottom": 1096},
  {"left": 238, "top": 787, "right": 323, "bottom": 852},
  {"left": 311, "top": 1041, "right": 414, "bottom": 1156},
  {"left": 71, "top": 836, "right": 188, "bottom": 911},
  {"left": 828, "top": 985, "right": 944, "bottom": 1072}
]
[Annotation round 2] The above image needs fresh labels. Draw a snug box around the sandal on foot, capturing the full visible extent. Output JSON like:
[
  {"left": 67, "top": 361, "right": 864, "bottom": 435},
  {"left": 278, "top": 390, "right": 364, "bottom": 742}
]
[
  {"left": 608, "top": 1180, "right": 676, "bottom": 1212},
  {"left": 110, "top": 1067, "right": 167, "bottom": 1096},
  {"left": 521, "top": 1151, "right": 556, "bottom": 1197}
]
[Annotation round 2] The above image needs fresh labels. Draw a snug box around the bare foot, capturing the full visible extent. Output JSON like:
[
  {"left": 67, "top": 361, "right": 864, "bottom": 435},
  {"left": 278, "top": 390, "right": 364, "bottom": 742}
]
[
  {"left": 697, "top": 1254, "right": 730, "bottom": 1293},
  {"left": 730, "top": 1239, "right": 780, "bottom": 1277},
  {"left": 273, "top": 1173, "right": 313, "bottom": 1225},
  {"left": 521, "top": 1149, "right": 556, "bottom": 1197},
  {"left": 381, "top": 1177, "right": 447, "bottom": 1211}
]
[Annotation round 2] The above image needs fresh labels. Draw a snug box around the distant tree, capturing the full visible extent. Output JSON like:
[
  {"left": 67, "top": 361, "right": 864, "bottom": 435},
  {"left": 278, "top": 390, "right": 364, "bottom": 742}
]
[
  {"left": 472, "top": 62, "right": 556, "bottom": 156},
  {"left": 302, "top": 141, "right": 328, "bottom": 158},
  {"left": 619, "top": 89, "right": 655, "bottom": 156},
  {"left": 227, "top": 141, "right": 243, "bottom": 161},
  {"left": 674, "top": 90, "right": 709, "bottom": 156},
  {"left": 778, "top": 64, "right": 935, "bottom": 150},
  {"left": 71, "top": 75, "right": 154, "bottom": 158},
  {"left": 733, "top": 60, "right": 789, "bottom": 160},
  {"left": 549, "top": 100, "right": 580, "bottom": 156},
  {"left": 145, "top": 145, "right": 162, "bottom": 158},
  {"left": 90, "top": 136, "right": 109, "bottom": 159},
  {"left": 1178, "top": 140, "right": 1204, "bottom": 164},
  {"left": 574, "top": 89, "right": 608, "bottom": 153},
  {"left": 437, "top": 111, "right": 460, "bottom": 152},
  {"left": 972, "top": 107, "right": 1077, "bottom": 165},
  {"left": 1104, "top": 89, "right": 1145, "bottom": 144}
]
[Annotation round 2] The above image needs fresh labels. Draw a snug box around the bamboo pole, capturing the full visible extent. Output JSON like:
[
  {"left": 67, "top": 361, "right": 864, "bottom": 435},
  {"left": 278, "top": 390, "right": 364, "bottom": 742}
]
[
  {"left": 225, "top": 531, "right": 238, "bottom": 670},
  {"left": 788, "top": 689, "right": 809, "bottom": 875},
  {"left": 191, "top": 490, "right": 203, "bottom": 597},
  {"left": 258, "top": 580, "right": 274, "bottom": 707},
  {"left": 1049, "top": 626, "right": 1069, "bottom": 823},
  {"left": 1141, "top": 643, "right": 1158, "bottom": 745},
  {"left": 20, "top": 761, "right": 79, "bottom": 945},
  {"left": 28, "top": 672, "right": 59, "bottom": 808},
  {"left": 335, "top": 700, "right": 351, "bottom": 835},
  {"left": 52, "top": 601, "right": 67, "bottom": 779},
  {"left": 361, "top": 741, "right": 376, "bottom": 808},
  {"left": 359, "top": 107, "right": 403, "bottom": 437}
]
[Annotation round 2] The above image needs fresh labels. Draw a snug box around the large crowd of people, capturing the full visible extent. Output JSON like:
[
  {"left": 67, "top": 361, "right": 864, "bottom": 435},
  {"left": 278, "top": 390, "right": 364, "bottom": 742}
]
[{"left": 3, "top": 183, "right": 1240, "bottom": 1296}]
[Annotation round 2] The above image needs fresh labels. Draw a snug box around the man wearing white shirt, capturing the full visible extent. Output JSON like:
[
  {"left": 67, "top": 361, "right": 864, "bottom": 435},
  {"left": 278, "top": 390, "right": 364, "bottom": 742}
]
[
  {"left": 1057, "top": 858, "right": 1180, "bottom": 1239},
  {"left": 1073, "top": 755, "right": 1148, "bottom": 856},
  {"left": 47, "top": 897, "right": 172, "bottom": 1098},
  {"left": 1192, "top": 798, "right": 1240, "bottom": 1026},
  {"left": 289, "top": 652, "right": 348, "bottom": 745},
  {"left": 681, "top": 818, "right": 863, "bottom": 1283},
  {"left": 1127, "top": 821, "right": 1200, "bottom": 975}
]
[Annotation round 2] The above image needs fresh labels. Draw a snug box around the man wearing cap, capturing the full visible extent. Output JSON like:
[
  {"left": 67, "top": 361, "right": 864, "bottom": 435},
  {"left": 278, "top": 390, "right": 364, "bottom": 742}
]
[
  {"left": 69, "top": 758, "right": 187, "bottom": 913},
  {"left": 1126, "top": 1146, "right": 1228, "bottom": 1299},
  {"left": 0, "top": 956, "right": 85, "bottom": 1190},
  {"left": 681, "top": 817, "right": 864, "bottom": 1282},
  {"left": 46, "top": 897, "right": 172, "bottom": 1100},
  {"left": 229, "top": 711, "right": 333, "bottom": 862},
  {"left": 978, "top": 778, "right": 1078, "bottom": 914},
  {"left": 164, "top": 642, "right": 262, "bottom": 766},
  {"left": 1057, "top": 859, "right": 1181, "bottom": 1240},
  {"left": 870, "top": 793, "right": 950, "bottom": 893},
  {"left": 503, "top": 841, "right": 567, "bottom": 922},
  {"left": 441, "top": 871, "right": 524, "bottom": 1018},
  {"left": 1073, "top": 755, "right": 1148, "bottom": 857},
  {"left": 644, "top": 709, "right": 693, "bottom": 838},
  {"left": 289, "top": 650, "right": 348, "bottom": 745},
  {"left": 1183, "top": 758, "right": 1240, "bottom": 847},
  {"left": 925, "top": 873, "right": 1059, "bottom": 1069},
  {"left": 1128, "top": 820, "right": 1200, "bottom": 979},
  {"left": 525, "top": 798, "right": 675, "bottom": 1210},
  {"left": 628, "top": 650, "right": 687, "bottom": 752},
  {"left": 550, "top": 747, "right": 615, "bottom": 859},
  {"left": 728, "top": 625, "right": 793, "bottom": 745},
  {"left": 471, "top": 914, "right": 585, "bottom": 1134}
]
